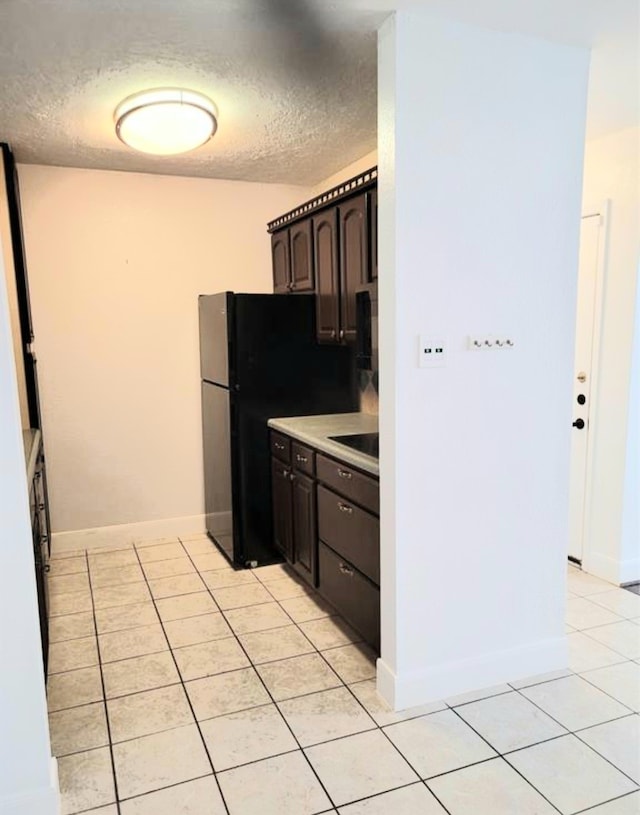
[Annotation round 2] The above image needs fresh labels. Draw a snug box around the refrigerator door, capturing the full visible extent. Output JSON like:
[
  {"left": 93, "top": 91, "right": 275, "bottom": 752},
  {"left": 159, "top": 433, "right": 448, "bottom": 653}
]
[
  {"left": 202, "top": 381, "right": 235, "bottom": 563},
  {"left": 199, "top": 292, "right": 232, "bottom": 387}
]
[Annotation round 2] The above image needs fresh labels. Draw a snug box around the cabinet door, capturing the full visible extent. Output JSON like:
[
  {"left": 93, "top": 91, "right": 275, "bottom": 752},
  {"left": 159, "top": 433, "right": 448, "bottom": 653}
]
[
  {"left": 271, "top": 229, "right": 291, "bottom": 293},
  {"left": 339, "top": 193, "right": 369, "bottom": 343},
  {"left": 292, "top": 471, "right": 317, "bottom": 587},
  {"left": 271, "top": 457, "right": 293, "bottom": 561},
  {"left": 290, "top": 219, "right": 314, "bottom": 292},
  {"left": 369, "top": 189, "right": 378, "bottom": 281},
  {"left": 313, "top": 208, "right": 340, "bottom": 343}
]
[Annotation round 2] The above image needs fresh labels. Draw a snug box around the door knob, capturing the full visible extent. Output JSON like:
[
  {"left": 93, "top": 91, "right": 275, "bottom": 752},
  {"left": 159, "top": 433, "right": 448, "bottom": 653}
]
[
  {"left": 577, "top": 394, "right": 586, "bottom": 405},
  {"left": 572, "top": 418, "right": 585, "bottom": 429}
]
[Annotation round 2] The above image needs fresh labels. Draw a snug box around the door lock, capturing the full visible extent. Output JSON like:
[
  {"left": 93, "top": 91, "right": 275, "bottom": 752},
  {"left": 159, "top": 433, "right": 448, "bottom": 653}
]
[
  {"left": 577, "top": 372, "right": 587, "bottom": 383},
  {"left": 572, "top": 418, "right": 585, "bottom": 429}
]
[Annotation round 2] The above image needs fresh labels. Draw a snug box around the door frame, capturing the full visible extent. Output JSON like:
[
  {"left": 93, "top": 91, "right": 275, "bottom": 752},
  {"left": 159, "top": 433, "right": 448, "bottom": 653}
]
[{"left": 574, "top": 199, "right": 610, "bottom": 571}]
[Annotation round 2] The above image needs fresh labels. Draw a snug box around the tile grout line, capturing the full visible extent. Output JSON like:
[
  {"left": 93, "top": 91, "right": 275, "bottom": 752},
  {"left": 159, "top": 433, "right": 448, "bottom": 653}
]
[
  {"left": 83, "top": 548, "right": 123, "bottom": 815},
  {"left": 127, "top": 540, "right": 233, "bottom": 815},
  {"left": 446, "top": 704, "right": 567, "bottom": 814},
  {"left": 574, "top": 789, "right": 640, "bottom": 814},
  {"left": 52, "top": 541, "right": 639, "bottom": 813},
  {"left": 502, "top": 681, "right": 640, "bottom": 796},
  {"left": 178, "top": 540, "right": 346, "bottom": 813}
]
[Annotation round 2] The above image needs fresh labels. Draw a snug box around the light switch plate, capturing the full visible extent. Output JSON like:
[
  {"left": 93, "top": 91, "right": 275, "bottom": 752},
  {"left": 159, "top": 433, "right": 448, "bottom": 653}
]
[{"left": 419, "top": 335, "right": 447, "bottom": 368}]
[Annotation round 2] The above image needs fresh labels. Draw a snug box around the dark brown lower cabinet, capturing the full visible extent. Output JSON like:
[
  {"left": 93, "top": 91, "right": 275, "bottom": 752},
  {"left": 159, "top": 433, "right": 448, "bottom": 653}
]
[
  {"left": 318, "top": 542, "right": 380, "bottom": 652},
  {"left": 291, "top": 471, "right": 316, "bottom": 586},
  {"left": 270, "top": 429, "right": 380, "bottom": 651},
  {"left": 271, "top": 457, "right": 293, "bottom": 561}
]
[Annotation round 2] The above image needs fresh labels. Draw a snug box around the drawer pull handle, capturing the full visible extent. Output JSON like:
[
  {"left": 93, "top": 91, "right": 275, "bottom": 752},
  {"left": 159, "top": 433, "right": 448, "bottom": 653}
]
[
  {"left": 296, "top": 454, "right": 308, "bottom": 463},
  {"left": 274, "top": 442, "right": 285, "bottom": 451},
  {"left": 338, "top": 502, "right": 353, "bottom": 514},
  {"left": 337, "top": 469, "right": 352, "bottom": 480},
  {"left": 339, "top": 562, "right": 354, "bottom": 577}
]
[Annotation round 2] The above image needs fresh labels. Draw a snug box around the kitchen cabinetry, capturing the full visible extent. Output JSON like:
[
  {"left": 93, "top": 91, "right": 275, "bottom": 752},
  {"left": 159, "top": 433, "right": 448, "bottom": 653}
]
[
  {"left": 370, "top": 188, "right": 378, "bottom": 281},
  {"left": 269, "top": 429, "right": 380, "bottom": 650},
  {"left": 270, "top": 219, "right": 314, "bottom": 294},
  {"left": 3, "top": 143, "right": 51, "bottom": 675},
  {"left": 26, "top": 433, "right": 51, "bottom": 675},
  {"left": 339, "top": 193, "right": 369, "bottom": 344},
  {"left": 267, "top": 167, "right": 377, "bottom": 345},
  {"left": 313, "top": 208, "right": 341, "bottom": 343},
  {"left": 270, "top": 432, "right": 317, "bottom": 587}
]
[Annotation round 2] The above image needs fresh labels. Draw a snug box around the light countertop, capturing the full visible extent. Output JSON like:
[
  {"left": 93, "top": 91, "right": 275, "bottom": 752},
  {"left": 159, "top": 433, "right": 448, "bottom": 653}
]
[
  {"left": 23, "top": 428, "right": 41, "bottom": 483},
  {"left": 268, "top": 413, "right": 379, "bottom": 476}
]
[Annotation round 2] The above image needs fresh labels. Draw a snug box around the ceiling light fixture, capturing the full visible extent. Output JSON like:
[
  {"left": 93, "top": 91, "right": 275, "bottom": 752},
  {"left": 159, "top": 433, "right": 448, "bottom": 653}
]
[{"left": 114, "top": 88, "right": 218, "bottom": 156}]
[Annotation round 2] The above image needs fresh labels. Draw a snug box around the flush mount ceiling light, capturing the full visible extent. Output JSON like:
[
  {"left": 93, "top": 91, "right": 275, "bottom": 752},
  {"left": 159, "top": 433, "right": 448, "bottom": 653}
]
[{"left": 114, "top": 89, "right": 218, "bottom": 156}]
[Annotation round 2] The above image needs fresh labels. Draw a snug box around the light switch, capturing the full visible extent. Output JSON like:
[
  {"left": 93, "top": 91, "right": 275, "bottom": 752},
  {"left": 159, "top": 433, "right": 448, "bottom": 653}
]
[{"left": 419, "top": 335, "right": 447, "bottom": 368}]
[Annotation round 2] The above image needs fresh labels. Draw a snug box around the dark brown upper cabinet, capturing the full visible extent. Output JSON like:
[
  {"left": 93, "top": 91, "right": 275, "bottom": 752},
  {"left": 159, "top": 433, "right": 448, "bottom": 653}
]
[
  {"left": 290, "top": 219, "right": 314, "bottom": 292},
  {"left": 267, "top": 166, "right": 377, "bottom": 342},
  {"left": 271, "top": 229, "right": 290, "bottom": 294},
  {"left": 369, "top": 188, "right": 378, "bottom": 281},
  {"left": 339, "top": 193, "right": 369, "bottom": 344},
  {"left": 313, "top": 208, "right": 341, "bottom": 343},
  {"left": 271, "top": 220, "right": 314, "bottom": 294}
]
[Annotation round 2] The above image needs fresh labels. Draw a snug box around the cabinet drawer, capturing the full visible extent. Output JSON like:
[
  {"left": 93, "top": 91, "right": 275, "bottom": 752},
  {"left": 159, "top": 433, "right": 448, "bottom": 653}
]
[
  {"left": 316, "top": 454, "right": 379, "bottom": 514},
  {"left": 270, "top": 431, "right": 291, "bottom": 463},
  {"left": 318, "top": 485, "right": 379, "bottom": 585},
  {"left": 318, "top": 542, "right": 380, "bottom": 652},
  {"left": 292, "top": 442, "right": 315, "bottom": 476}
]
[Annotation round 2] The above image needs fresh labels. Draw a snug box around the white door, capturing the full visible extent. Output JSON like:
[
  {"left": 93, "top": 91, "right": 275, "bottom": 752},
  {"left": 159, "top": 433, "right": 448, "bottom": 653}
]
[{"left": 568, "top": 214, "right": 602, "bottom": 562}]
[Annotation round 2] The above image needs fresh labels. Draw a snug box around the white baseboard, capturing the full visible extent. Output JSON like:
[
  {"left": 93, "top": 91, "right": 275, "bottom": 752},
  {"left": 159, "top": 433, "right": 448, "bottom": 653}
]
[
  {"left": 51, "top": 514, "right": 206, "bottom": 555},
  {"left": 376, "top": 636, "right": 567, "bottom": 711},
  {"left": 583, "top": 551, "right": 640, "bottom": 586},
  {"left": 0, "top": 758, "right": 59, "bottom": 815}
]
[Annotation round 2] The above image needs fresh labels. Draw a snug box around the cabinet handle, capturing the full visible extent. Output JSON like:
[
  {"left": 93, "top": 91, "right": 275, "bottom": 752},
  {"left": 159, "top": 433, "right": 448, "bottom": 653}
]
[
  {"left": 295, "top": 454, "right": 308, "bottom": 463},
  {"left": 283, "top": 469, "right": 291, "bottom": 478},
  {"left": 339, "top": 329, "right": 345, "bottom": 340},
  {"left": 339, "top": 562, "right": 354, "bottom": 577},
  {"left": 338, "top": 501, "right": 353, "bottom": 514},
  {"left": 330, "top": 329, "right": 337, "bottom": 339},
  {"left": 44, "top": 564, "right": 51, "bottom": 573},
  {"left": 274, "top": 442, "right": 285, "bottom": 451},
  {"left": 337, "top": 469, "right": 352, "bottom": 480},
  {"left": 289, "top": 473, "right": 296, "bottom": 482}
]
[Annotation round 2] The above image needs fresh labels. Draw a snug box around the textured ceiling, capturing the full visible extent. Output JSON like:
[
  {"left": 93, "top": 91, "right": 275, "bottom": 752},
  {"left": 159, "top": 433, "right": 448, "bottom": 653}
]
[
  {"left": 0, "top": 0, "right": 637, "bottom": 185},
  {"left": 0, "top": 1, "right": 381, "bottom": 185}
]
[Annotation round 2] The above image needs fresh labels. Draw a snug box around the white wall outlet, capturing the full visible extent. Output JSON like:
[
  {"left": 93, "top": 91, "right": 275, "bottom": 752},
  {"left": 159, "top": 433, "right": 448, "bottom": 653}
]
[{"left": 419, "top": 335, "right": 447, "bottom": 368}]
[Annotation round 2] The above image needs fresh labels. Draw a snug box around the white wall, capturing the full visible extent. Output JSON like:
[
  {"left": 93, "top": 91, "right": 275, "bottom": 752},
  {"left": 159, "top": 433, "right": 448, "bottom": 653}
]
[
  {"left": 312, "top": 150, "right": 378, "bottom": 195},
  {"left": 377, "top": 12, "right": 589, "bottom": 707},
  {"left": 581, "top": 127, "right": 640, "bottom": 583},
  {"left": 18, "top": 166, "right": 309, "bottom": 542},
  {"left": 0, "top": 236, "right": 58, "bottom": 814}
]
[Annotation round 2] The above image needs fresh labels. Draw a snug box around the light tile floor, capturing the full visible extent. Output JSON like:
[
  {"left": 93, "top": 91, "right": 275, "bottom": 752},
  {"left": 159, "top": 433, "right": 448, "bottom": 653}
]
[{"left": 47, "top": 542, "right": 640, "bottom": 815}]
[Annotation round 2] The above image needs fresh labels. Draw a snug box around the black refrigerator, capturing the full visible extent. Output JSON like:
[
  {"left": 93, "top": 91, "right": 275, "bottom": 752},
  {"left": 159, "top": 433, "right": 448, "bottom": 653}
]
[{"left": 199, "top": 292, "right": 357, "bottom": 568}]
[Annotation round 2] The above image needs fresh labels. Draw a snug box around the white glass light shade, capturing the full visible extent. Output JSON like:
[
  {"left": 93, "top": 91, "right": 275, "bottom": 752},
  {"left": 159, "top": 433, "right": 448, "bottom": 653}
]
[{"left": 115, "top": 89, "right": 217, "bottom": 155}]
